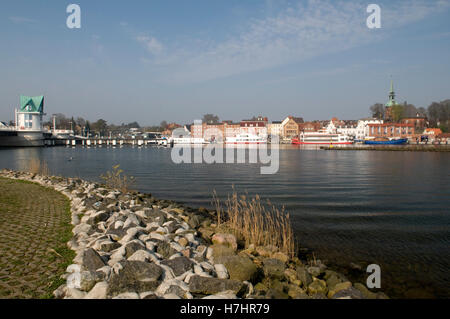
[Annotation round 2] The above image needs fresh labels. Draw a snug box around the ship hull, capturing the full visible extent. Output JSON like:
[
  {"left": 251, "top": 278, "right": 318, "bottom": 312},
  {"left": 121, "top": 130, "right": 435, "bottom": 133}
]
[
  {"left": 364, "top": 139, "right": 408, "bottom": 145},
  {"left": 0, "top": 131, "right": 44, "bottom": 147}
]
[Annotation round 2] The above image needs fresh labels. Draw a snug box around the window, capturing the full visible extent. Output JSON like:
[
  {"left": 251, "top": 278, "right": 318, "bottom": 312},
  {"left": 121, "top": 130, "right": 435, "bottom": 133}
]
[{"left": 25, "top": 114, "right": 33, "bottom": 128}]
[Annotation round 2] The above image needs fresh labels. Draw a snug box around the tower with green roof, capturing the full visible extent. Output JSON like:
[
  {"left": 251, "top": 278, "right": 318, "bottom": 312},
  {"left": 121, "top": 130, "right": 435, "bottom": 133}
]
[
  {"left": 16, "top": 95, "right": 45, "bottom": 131},
  {"left": 385, "top": 80, "right": 396, "bottom": 107}
]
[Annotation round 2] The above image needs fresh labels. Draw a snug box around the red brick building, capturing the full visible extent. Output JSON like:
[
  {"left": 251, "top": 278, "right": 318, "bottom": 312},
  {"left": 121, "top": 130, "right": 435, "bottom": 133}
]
[{"left": 368, "top": 123, "right": 415, "bottom": 138}]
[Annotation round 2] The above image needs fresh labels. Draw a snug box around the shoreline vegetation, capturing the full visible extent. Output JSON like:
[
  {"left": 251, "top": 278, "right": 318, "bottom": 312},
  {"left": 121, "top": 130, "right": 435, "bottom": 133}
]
[
  {"left": 0, "top": 177, "right": 74, "bottom": 299},
  {"left": 0, "top": 166, "right": 389, "bottom": 299},
  {"left": 321, "top": 145, "right": 450, "bottom": 152}
]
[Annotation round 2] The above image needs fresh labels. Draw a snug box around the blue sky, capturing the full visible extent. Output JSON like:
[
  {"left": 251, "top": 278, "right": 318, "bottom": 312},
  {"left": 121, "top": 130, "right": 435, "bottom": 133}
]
[{"left": 1, "top": 0, "right": 450, "bottom": 125}]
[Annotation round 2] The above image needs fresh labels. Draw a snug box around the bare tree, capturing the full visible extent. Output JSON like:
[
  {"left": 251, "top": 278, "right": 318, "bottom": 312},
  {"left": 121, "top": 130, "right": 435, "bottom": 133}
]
[
  {"left": 370, "top": 103, "right": 385, "bottom": 120},
  {"left": 202, "top": 114, "right": 220, "bottom": 124}
]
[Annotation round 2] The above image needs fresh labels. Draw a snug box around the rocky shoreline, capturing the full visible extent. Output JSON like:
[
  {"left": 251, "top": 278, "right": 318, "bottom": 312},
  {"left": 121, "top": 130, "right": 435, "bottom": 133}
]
[{"left": 0, "top": 169, "right": 389, "bottom": 299}]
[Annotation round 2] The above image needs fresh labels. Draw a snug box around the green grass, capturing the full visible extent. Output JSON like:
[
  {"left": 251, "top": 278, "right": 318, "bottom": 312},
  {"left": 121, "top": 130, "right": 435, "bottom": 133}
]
[{"left": 0, "top": 177, "right": 75, "bottom": 299}]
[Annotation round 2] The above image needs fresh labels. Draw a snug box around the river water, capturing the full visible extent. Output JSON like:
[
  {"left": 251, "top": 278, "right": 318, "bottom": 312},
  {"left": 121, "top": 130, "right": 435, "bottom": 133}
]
[{"left": 0, "top": 145, "right": 449, "bottom": 298}]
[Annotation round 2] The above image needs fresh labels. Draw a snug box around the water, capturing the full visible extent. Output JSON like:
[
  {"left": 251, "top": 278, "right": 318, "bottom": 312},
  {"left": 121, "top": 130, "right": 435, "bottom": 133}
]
[{"left": 1, "top": 145, "right": 449, "bottom": 298}]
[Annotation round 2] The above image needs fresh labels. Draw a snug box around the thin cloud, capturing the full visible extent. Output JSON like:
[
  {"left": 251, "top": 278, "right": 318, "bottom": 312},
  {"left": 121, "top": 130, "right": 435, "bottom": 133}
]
[
  {"left": 136, "top": 35, "right": 164, "bottom": 55},
  {"left": 138, "top": 0, "right": 450, "bottom": 84}
]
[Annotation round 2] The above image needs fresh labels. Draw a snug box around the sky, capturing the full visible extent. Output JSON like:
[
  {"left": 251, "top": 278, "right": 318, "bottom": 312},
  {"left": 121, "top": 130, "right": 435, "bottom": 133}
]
[{"left": 1, "top": 0, "right": 450, "bottom": 126}]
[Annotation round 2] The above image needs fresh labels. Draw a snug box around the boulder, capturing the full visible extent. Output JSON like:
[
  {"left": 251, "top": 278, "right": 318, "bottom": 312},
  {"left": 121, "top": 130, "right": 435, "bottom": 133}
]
[
  {"left": 263, "top": 258, "right": 286, "bottom": 280},
  {"left": 124, "top": 241, "right": 146, "bottom": 258},
  {"left": 156, "top": 241, "right": 177, "bottom": 258},
  {"left": 202, "top": 291, "right": 238, "bottom": 299},
  {"left": 288, "top": 284, "right": 308, "bottom": 299},
  {"left": 188, "top": 215, "right": 202, "bottom": 229},
  {"left": 211, "top": 245, "right": 236, "bottom": 260},
  {"left": 87, "top": 211, "right": 109, "bottom": 225},
  {"left": 332, "top": 287, "right": 364, "bottom": 299},
  {"left": 107, "top": 261, "right": 163, "bottom": 297},
  {"left": 98, "top": 241, "right": 121, "bottom": 253},
  {"left": 353, "top": 283, "right": 378, "bottom": 299},
  {"left": 214, "top": 264, "right": 229, "bottom": 279},
  {"left": 85, "top": 282, "right": 108, "bottom": 299},
  {"left": 188, "top": 275, "right": 246, "bottom": 296},
  {"left": 328, "top": 281, "right": 352, "bottom": 298},
  {"left": 161, "top": 257, "right": 194, "bottom": 277},
  {"left": 212, "top": 233, "right": 238, "bottom": 251},
  {"left": 307, "top": 279, "right": 328, "bottom": 295},
  {"left": 296, "top": 266, "right": 313, "bottom": 287},
  {"left": 255, "top": 245, "right": 278, "bottom": 257},
  {"left": 272, "top": 252, "right": 289, "bottom": 263},
  {"left": 215, "top": 255, "right": 258, "bottom": 282},
  {"left": 307, "top": 266, "right": 322, "bottom": 277},
  {"left": 81, "top": 248, "right": 106, "bottom": 272}
]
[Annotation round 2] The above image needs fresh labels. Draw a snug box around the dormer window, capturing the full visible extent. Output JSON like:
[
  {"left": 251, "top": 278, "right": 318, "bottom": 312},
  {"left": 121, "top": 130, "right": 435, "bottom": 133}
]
[{"left": 26, "top": 105, "right": 32, "bottom": 111}]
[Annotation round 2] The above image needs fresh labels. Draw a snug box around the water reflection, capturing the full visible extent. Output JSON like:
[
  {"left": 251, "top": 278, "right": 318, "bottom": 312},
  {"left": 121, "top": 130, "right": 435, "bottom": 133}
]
[{"left": 0, "top": 146, "right": 449, "bottom": 298}]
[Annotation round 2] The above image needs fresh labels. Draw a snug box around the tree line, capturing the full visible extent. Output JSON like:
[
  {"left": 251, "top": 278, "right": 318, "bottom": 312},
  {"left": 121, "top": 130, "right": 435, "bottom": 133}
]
[
  {"left": 369, "top": 99, "right": 450, "bottom": 132},
  {"left": 42, "top": 113, "right": 223, "bottom": 137}
]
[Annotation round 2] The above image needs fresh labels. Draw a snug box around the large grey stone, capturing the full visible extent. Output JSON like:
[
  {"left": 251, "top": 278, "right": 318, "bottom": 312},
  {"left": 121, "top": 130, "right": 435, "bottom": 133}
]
[
  {"left": 215, "top": 255, "right": 258, "bottom": 282},
  {"left": 82, "top": 248, "right": 106, "bottom": 272},
  {"left": 263, "top": 258, "right": 286, "bottom": 280},
  {"left": 155, "top": 240, "right": 177, "bottom": 259},
  {"left": 107, "top": 261, "right": 163, "bottom": 297},
  {"left": 188, "top": 275, "right": 246, "bottom": 296},
  {"left": 332, "top": 287, "right": 364, "bottom": 299},
  {"left": 161, "top": 257, "right": 194, "bottom": 276},
  {"left": 296, "top": 266, "right": 313, "bottom": 287},
  {"left": 124, "top": 241, "right": 146, "bottom": 258}
]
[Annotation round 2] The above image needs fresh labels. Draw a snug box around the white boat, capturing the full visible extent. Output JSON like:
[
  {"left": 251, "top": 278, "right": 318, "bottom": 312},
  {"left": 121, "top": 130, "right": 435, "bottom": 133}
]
[
  {"left": 225, "top": 134, "right": 267, "bottom": 144},
  {"left": 292, "top": 132, "right": 353, "bottom": 145},
  {"left": 170, "top": 137, "right": 208, "bottom": 145}
]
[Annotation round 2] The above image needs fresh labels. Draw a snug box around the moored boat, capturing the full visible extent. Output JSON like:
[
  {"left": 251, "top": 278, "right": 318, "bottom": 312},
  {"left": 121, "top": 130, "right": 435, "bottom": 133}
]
[
  {"left": 226, "top": 134, "right": 267, "bottom": 144},
  {"left": 364, "top": 138, "right": 408, "bottom": 145},
  {"left": 292, "top": 132, "right": 353, "bottom": 145}
]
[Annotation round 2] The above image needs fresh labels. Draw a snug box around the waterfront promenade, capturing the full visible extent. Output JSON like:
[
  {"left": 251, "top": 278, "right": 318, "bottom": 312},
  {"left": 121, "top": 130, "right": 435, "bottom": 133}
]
[{"left": 0, "top": 177, "right": 74, "bottom": 298}]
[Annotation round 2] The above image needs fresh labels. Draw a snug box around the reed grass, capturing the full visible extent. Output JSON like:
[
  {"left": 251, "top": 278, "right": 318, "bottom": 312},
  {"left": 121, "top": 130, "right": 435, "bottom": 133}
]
[
  {"left": 100, "top": 164, "right": 136, "bottom": 193},
  {"left": 213, "top": 189, "right": 296, "bottom": 258}
]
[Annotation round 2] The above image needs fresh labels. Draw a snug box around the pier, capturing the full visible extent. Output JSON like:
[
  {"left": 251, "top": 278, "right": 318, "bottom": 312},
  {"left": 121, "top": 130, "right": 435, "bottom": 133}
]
[{"left": 56, "top": 137, "right": 169, "bottom": 147}]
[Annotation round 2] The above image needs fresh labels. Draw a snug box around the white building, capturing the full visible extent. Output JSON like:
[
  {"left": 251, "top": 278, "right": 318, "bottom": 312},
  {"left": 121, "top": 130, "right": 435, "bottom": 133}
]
[
  {"left": 325, "top": 118, "right": 384, "bottom": 141},
  {"left": 16, "top": 96, "right": 45, "bottom": 132},
  {"left": 267, "top": 121, "right": 283, "bottom": 137}
]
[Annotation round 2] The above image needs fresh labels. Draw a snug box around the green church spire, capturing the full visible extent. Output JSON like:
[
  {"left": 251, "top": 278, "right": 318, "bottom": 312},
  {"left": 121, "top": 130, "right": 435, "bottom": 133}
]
[{"left": 386, "top": 78, "right": 396, "bottom": 107}]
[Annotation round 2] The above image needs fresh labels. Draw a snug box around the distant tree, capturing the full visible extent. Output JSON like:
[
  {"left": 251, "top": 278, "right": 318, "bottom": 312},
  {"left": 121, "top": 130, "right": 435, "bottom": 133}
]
[
  {"left": 417, "top": 107, "right": 427, "bottom": 117},
  {"left": 52, "top": 113, "right": 71, "bottom": 129},
  {"left": 92, "top": 119, "right": 108, "bottom": 136},
  {"left": 370, "top": 103, "right": 385, "bottom": 120},
  {"left": 202, "top": 114, "right": 220, "bottom": 124},
  {"left": 160, "top": 121, "right": 168, "bottom": 130},
  {"left": 391, "top": 104, "right": 405, "bottom": 123},
  {"left": 85, "top": 121, "right": 91, "bottom": 137},
  {"left": 428, "top": 99, "right": 450, "bottom": 130},
  {"left": 127, "top": 121, "right": 140, "bottom": 128},
  {"left": 402, "top": 102, "right": 418, "bottom": 118}
]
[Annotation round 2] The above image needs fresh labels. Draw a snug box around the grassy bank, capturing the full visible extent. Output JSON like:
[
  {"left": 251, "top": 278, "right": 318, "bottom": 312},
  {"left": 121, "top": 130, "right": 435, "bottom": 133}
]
[{"left": 0, "top": 177, "right": 74, "bottom": 299}]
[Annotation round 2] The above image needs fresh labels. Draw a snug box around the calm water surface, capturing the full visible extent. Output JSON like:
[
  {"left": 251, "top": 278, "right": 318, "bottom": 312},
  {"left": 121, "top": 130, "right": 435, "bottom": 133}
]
[{"left": 1, "top": 146, "right": 449, "bottom": 298}]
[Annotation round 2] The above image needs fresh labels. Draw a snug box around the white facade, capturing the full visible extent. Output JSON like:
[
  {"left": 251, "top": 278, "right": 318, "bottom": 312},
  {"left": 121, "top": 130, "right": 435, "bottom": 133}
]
[
  {"left": 325, "top": 119, "right": 384, "bottom": 141},
  {"left": 16, "top": 109, "right": 44, "bottom": 132},
  {"left": 268, "top": 122, "right": 283, "bottom": 137}
]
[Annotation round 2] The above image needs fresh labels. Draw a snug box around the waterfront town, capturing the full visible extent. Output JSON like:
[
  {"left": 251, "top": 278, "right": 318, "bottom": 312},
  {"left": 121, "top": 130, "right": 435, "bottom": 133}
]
[{"left": 1, "top": 81, "right": 449, "bottom": 147}]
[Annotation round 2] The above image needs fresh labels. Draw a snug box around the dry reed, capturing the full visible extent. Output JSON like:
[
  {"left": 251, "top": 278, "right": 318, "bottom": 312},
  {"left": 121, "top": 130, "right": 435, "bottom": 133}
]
[
  {"left": 100, "top": 164, "right": 136, "bottom": 193},
  {"left": 28, "top": 158, "right": 50, "bottom": 176},
  {"left": 213, "top": 189, "right": 296, "bottom": 258}
]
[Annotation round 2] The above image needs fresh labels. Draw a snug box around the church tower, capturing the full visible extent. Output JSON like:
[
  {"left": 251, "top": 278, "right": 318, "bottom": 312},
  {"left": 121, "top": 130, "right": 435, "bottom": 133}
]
[
  {"left": 384, "top": 79, "right": 396, "bottom": 122},
  {"left": 385, "top": 80, "right": 396, "bottom": 107}
]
